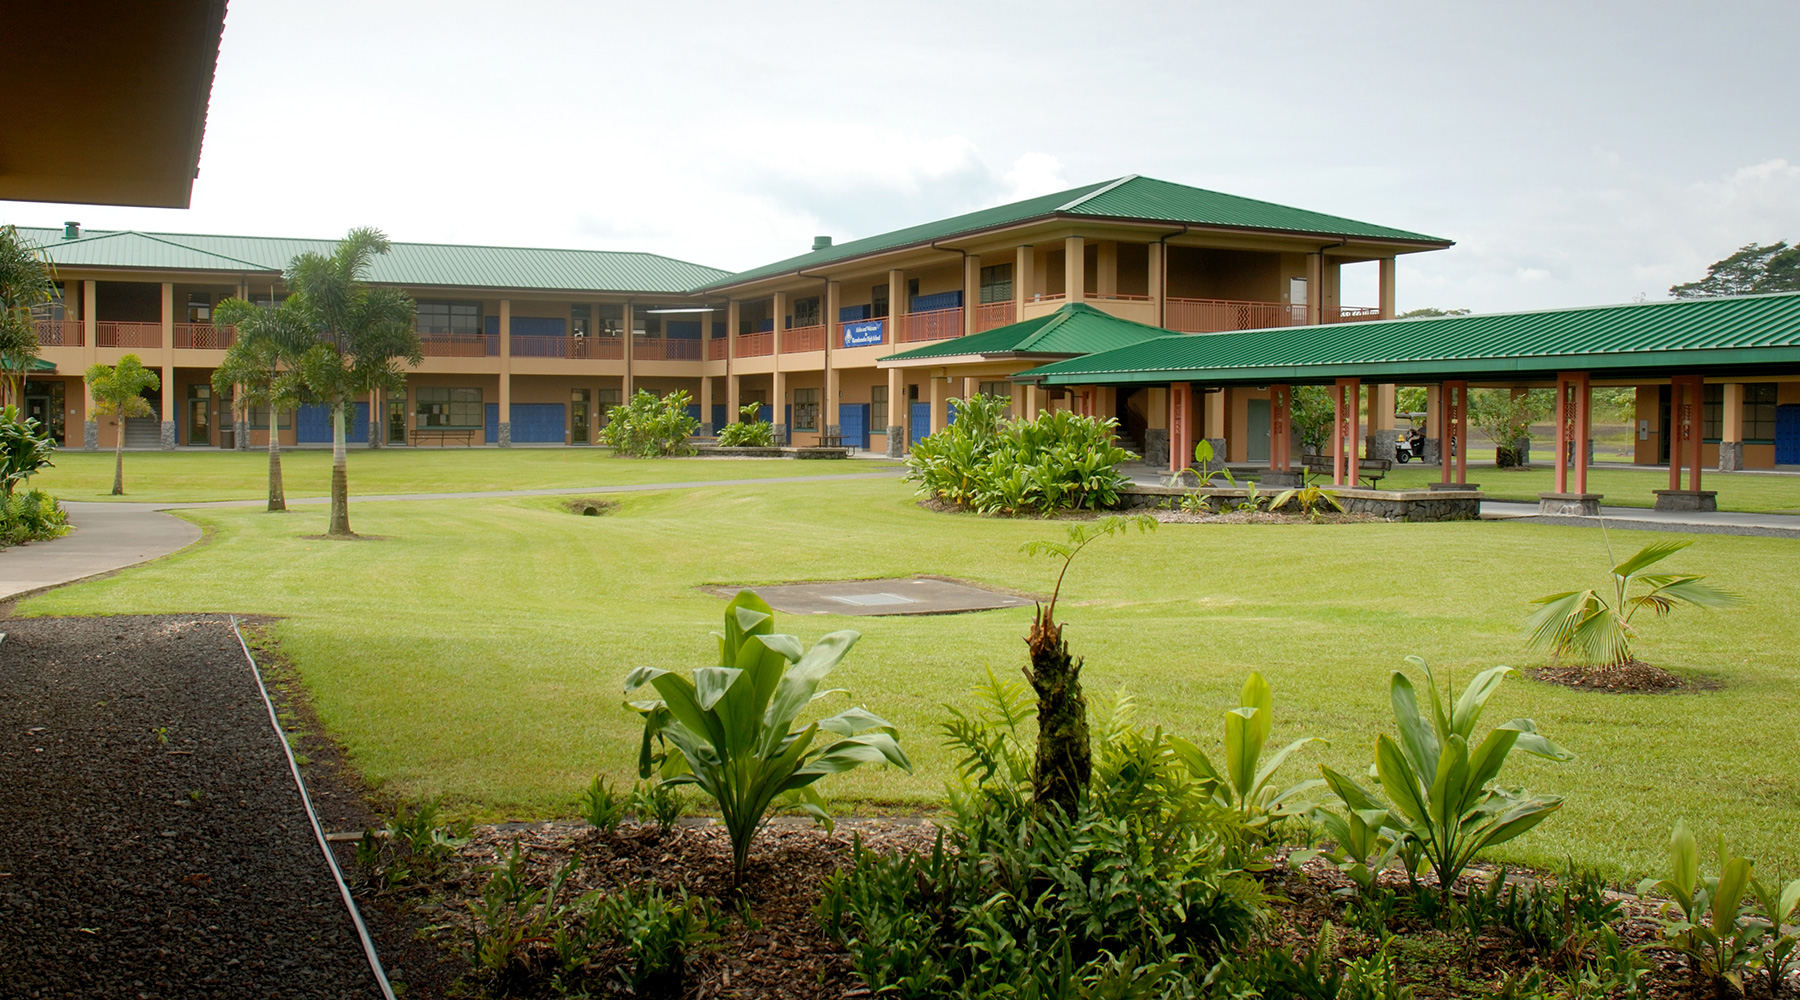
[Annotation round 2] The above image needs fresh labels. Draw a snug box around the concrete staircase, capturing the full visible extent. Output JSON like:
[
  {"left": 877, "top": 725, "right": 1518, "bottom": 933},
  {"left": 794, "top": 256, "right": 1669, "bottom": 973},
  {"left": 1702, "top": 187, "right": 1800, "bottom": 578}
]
[{"left": 122, "top": 418, "right": 162, "bottom": 449}]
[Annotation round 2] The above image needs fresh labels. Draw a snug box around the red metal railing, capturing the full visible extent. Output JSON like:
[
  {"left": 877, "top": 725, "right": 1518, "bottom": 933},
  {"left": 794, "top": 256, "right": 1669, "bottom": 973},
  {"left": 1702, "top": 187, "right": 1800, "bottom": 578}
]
[
  {"left": 707, "top": 337, "right": 727, "bottom": 360},
  {"left": 34, "top": 319, "right": 84, "bottom": 347},
  {"left": 973, "top": 301, "right": 1015, "bottom": 332},
  {"left": 1324, "top": 306, "right": 1381, "bottom": 324},
  {"left": 96, "top": 322, "right": 162, "bottom": 348},
  {"left": 420, "top": 334, "right": 488, "bottom": 357},
  {"left": 780, "top": 324, "right": 825, "bottom": 353},
  {"left": 510, "top": 334, "right": 624, "bottom": 360},
  {"left": 1164, "top": 298, "right": 1306, "bottom": 334},
  {"left": 174, "top": 323, "right": 234, "bottom": 349},
  {"left": 633, "top": 337, "right": 702, "bottom": 361},
  {"left": 1087, "top": 292, "right": 1154, "bottom": 302},
  {"left": 893, "top": 307, "right": 962, "bottom": 344},
  {"left": 736, "top": 332, "right": 773, "bottom": 357}
]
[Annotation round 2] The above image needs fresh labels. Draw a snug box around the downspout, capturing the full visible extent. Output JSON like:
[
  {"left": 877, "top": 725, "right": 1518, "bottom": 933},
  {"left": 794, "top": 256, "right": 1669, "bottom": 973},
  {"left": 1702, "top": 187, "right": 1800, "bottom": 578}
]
[{"left": 929, "top": 239, "right": 971, "bottom": 318}]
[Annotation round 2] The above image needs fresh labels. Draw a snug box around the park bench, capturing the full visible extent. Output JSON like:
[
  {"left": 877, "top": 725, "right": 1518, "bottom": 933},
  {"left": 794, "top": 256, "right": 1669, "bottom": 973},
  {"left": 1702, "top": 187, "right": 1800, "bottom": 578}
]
[
  {"left": 1300, "top": 453, "right": 1391, "bottom": 488},
  {"left": 411, "top": 427, "right": 477, "bottom": 447}
]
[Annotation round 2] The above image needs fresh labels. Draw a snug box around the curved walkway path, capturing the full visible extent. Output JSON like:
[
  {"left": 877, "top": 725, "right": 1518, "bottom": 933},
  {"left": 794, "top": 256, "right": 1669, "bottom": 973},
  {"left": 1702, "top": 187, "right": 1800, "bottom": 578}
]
[{"left": 0, "top": 469, "right": 906, "bottom": 601}]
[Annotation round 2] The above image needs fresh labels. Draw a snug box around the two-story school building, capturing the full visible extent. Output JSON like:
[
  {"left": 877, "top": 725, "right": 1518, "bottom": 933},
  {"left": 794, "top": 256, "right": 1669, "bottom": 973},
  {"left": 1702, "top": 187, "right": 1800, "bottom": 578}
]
[{"left": 21, "top": 174, "right": 1448, "bottom": 455}]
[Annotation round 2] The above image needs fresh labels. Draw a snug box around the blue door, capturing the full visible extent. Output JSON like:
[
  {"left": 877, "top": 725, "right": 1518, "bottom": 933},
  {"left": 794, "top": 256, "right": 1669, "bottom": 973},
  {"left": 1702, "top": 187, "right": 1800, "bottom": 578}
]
[
  {"left": 297, "top": 402, "right": 367, "bottom": 443},
  {"left": 684, "top": 404, "right": 702, "bottom": 431},
  {"left": 839, "top": 403, "right": 869, "bottom": 450},
  {"left": 710, "top": 404, "right": 726, "bottom": 430},
  {"left": 1776, "top": 405, "right": 1800, "bottom": 465},
  {"left": 485, "top": 403, "right": 498, "bottom": 443},
  {"left": 757, "top": 404, "right": 773, "bottom": 423},
  {"left": 910, "top": 401, "right": 932, "bottom": 445}
]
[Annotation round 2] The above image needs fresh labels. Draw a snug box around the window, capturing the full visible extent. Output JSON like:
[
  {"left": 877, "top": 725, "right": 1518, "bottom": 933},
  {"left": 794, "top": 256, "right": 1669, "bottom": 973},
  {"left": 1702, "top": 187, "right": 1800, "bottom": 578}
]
[
  {"left": 793, "top": 387, "right": 819, "bottom": 431},
  {"left": 416, "top": 386, "right": 482, "bottom": 427},
  {"left": 978, "top": 381, "right": 1012, "bottom": 404},
  {"left": 249, "top": 406, "right": 292, "bottom": 430},
  {"left": 871, "top": 285, "right": 889, "bottom": 319},
  {"left": 571, "top": 304, "right": 590, "bottom": 337},
  {"left": 1746, "top": 383, "right": 1778, "bottom": 443},
  {"left": 185, "top": 293, "right": 211, "bottom": 323},
  {"left": 1703, "top": 384, "right": 1723, "bottom": 441},
  {"left": 596, "top": 303, "right": 624, "bottom": 336},
  {"left": 416, "top": 300, "right": 482, "bottom": 335},
  {"left": 871, "top": 385, "right": 888, "bottom": 428},
  {"left": 980, "top": 264, "right": 1014, "bottom": 304},
  {"left": 792, "top": 296, "right": 821, "bottom": 328}
]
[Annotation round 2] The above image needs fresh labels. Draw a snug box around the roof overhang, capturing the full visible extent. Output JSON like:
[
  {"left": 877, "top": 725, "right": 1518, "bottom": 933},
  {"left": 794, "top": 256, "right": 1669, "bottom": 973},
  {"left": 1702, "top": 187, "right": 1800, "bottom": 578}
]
[
  {"left": 878, "top": 350, "right": 1075, "bottom": 369},
  {"left": 1, "top": 1, "right": 227, "bottom": 208}
]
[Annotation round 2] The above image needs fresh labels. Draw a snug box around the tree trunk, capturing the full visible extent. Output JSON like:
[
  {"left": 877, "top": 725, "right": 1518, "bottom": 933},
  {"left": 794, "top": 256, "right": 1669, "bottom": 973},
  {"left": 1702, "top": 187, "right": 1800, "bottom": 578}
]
[
  {"left": 1024, "top": 605, "right": 1089, "bottom": 818},
  {"left": 367, "top": 389, "right": 381, "bottom": 450},
  {"left": 265, "top": 378, "right": 285, "bottom": 511},
  {"left": 111, "top": 425, "right": 125, "bottom": 495},
  {"left": 328, "top": 400, "right": 352, "bottom": 536}
]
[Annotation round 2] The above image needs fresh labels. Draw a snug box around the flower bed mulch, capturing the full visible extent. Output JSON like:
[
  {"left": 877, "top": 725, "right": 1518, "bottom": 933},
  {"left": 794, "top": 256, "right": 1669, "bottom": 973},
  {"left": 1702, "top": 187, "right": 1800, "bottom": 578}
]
[
  {"left": 0, "top": 615, "right": 382, "bottom": 999},
  {"left": 1529, "top": 660, "right": 1714, "bottom": 694}
]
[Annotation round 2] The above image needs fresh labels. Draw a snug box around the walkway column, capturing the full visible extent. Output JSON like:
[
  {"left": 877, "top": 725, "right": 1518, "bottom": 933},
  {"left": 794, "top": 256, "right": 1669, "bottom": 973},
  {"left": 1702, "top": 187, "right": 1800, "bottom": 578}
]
[
  {"left": 1064, "top": 236, "right": 1085, "bottom": 303},
  {"left": 1306, "top": 253, "right": 1324, "bottom": 325},
  {"left": 1423, "top": 384, "right": 1441, "bottom": 464},
  {"left": 1378, "top": 258, "right": 1397, "bottom": 319},
  {"left": 1024, "top": 381, "right": 1039, "bottom": 420},
  {"left": 1148, "top": 242, "right": 1165, "bottom": 328},
  {"left": 1014, "top": 247, "right": 1031, "bottom": 312},
  {"left": 497, "top": 299, "right": 512, "bottom": 446},
  {"left": 1095, "top": 241, "right": 1117, "bottom": 298},
  {"left": 618, "top": 300, "right": 632, "bottom": 399},
  {"left": 770, "top": 290, "right": 787, "bottom": 444},
  {"left": 886, "top": 365, "right": 905, "bottom": 457},
  {"left": 1720, "top": 382, "right": 1744, "bottom": 471},
  {"left": 1540, "top": 371, "right": 1599, "bottom": 514},
  {"left": 82, "top": 279, "right": 97, "bottom": 450},
  {"left": 1202, "top": 387, "right": 1226, "bottom": 459},
  {"left": 927, "top": 371, "right": 942, "bottom": 438},
  {"left": 1168, "top": 382, "right": 1190, "bottom": 474},
  {"left": 887, "top": 269, "right": 906, "bottom": 347},
  {"left": 160, "top": 282, "right": 175, "bottom": 450},
  {"left": 699, "top": 376, "right": 714, "bottom": 436},
  {"left": 725, "top": 299, "right": 741, "bottom": 427},
  {"left": 1657, "top": 375, "right": 1715, "bottom": 511},
  {"left": 1367, "top": 383, "right": 1396, "bottom": 461},
  {"left": 1269, "top": 384, "right": 1292, "bottom": 473},
  {"left": 962, "top": 256, "right": 980, "bottom": 336},
  {"left": 1438, "top": 380, "right": 1470, "bottom": 485},
  {"left": 1332, "top": 378, "right": 1360, "bottom": 485},
  {"left": 824, "top": 279, "right": 840, "bottom": 439}
]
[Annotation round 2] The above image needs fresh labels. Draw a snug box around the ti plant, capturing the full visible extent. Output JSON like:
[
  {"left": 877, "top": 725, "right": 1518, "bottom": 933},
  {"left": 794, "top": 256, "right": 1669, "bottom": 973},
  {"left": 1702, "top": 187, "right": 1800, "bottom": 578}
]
[
  {"left": 1271, "top": 483, "right": 1344, "bottom": 520},
  {"left": 1638, "top": 822, "right": 1782, "bottom": 992},
  {"left": 1169, "top": 671, "right": 1325, "bottom": 845},
  {"left": 1526, "top": 538, "right": 1739, "bottom": 667},
  {"left": 1305, "top": 769, "right": 1402, "bottom": 898},
  {"left": 1749, "top": 871, "right": 1800, "bottom": 998},
  {"left": 1322, "top": 657, "right": 1574, "bottom": 907},
  {"left": 624, "top": 591, "right": 911, "bottom": 882}
]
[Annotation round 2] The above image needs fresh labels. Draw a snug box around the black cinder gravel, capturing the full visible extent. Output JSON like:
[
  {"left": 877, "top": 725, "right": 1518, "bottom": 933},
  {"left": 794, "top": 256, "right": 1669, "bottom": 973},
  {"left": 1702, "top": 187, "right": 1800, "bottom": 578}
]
[{"left": 0, "top": 615, "right": 382, "bottom": 999}]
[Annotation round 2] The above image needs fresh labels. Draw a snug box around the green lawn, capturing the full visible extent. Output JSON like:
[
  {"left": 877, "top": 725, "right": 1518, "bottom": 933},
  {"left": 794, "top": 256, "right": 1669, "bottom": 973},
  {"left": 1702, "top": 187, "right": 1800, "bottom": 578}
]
[
  {"left": 37, "top": 449, "right": 892, "bottom": 503},
  {"left": 1375, "top": 463, "right": 1800, "bottom": 513},
  {"left": 20, "top": 474, "right": 1800, "bottom": 883}
]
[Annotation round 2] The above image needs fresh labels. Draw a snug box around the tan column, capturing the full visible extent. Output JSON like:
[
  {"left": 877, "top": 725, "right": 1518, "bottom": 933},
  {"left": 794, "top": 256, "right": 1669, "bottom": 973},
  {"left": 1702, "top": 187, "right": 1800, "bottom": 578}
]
[
  {"left": 618, "top": 301, "right": 632, "bottom": 398},
  {"left": 772, "top": 368, "right": 787, "bottom": 442},
  {"left": 726, "top": 298, "right": 742, "bottom": 423},
  {"left": 1025, "top": 381, "right": 1040, "bottom": 418},
  {"left": 81, "top": 280, "right": 97, "bottom": 447},
  {"left": 1095, "top": 240, "right": 1117, "bottom": 297},
  {"left": 1378, "top": 257, "right": 1397, "bottom": 319},
  {"left": 497, "top": 299, "right": 512, "bottom": 446},
  {"left": 824, "top": 280, "right": 840, "bottom": 432},
  {"left": 1033, "top": 247, "right": 1050, "bottom": 300},
  {"left": 1014, "top": 246, "right": 1031, "bottom": 313},
  {"left": 1720, "top": 382, "right": 1744, "bottom": 471},
  {"left": 699, "top": 376, "right": 714, "bottom": 434},
  {"left": 771, "top": 290, "right": 787, "bottom": 355},
  {"left": 886, "top": 269, "right": 905, "bottom": 345},
  {"left": 886, "top": 365, "right": 904, "bottom": 453},
  {"left": 1306, "top": 253, "right": 1324, "bottom": 325},
  {"left": 159, "top": 283, "right": 175, "bottom": 447},
  {"left": 1147, "top": 242, "right": 1165, "bottom": 327},
  {"left": 954, "top": 256, "right": 973, "bottom": 336},
  {"left": 1203, "top": 386, "right": 1225, "bottom": 441},
  {"left": 927, "top": 371, "right": 943, "bottom": 437},
  {"left": 1064, "top": 236, "right": 1085, "bottom": 302}
]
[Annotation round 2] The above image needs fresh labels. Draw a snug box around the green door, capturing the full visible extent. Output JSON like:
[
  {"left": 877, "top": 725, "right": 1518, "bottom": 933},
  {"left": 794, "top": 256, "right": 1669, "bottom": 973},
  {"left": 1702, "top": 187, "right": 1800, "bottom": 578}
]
[
  {"left": 571, "top": 389, "right": 590, "bottom": 444},
  {"left": 1247, "top": 398, "right": 1271, "bottom": 463}
]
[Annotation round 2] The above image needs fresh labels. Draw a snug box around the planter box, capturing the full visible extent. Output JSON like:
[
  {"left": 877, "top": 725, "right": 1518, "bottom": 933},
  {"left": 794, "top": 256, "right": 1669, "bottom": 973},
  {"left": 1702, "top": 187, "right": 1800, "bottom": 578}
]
[{"left": 1116, "top": 485, "right": 1484, "bottom": 522}]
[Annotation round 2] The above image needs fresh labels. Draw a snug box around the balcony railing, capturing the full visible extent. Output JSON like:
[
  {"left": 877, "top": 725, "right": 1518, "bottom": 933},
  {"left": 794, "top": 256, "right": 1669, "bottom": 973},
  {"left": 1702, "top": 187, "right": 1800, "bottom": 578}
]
[
  {"left": 1324, "top": 306, "right": 1382, "bottom": 323},
  {"left": 420, "top": 334, "right": 489, "bottom": 357},
  {"left": 780, "top": 324, "right": 825, "bottom": 354},
  {"left": 894, "top": 307, "right": 962, "bottom": 344},
  {"left": 1163, "top": 298, "right": 1382, "bottom": 334},
  {"left": 96, "top": 322, "right": 162, "bottom": 349},
  {"left": 34, "top": 318, "right": 84, "bottom": 347},
  {"left": 973, "top": 301, "right": 1015, "bottom": 332},
  {"left": 512, "top": 334, "right": 623, "bottom": 360},
  {"left": 707, "top": 336, "right": 727, "bottom": 361},
  {"left": 736, "top": 332, "right": 773, "bottom": 357},
  {"left": 634, "top": 337, "right": 701, "bottom": 361},
  {"left": 174, "top": 323, "right": 234, "bottom": 350},
  {"left": 1087, "top": 292, "right": 1154, "bottom": 302}
]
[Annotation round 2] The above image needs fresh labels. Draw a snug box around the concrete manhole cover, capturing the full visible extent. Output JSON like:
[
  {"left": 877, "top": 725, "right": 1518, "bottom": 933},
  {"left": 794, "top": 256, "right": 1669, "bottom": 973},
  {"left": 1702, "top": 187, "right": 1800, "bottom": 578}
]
[{"left": 702, "top": 577, "right": 1036, "bottom": 616}]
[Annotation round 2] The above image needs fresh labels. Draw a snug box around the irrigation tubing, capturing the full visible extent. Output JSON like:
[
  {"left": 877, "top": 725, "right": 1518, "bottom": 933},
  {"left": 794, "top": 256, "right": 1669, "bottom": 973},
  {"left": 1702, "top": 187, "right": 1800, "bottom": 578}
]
[{"left": 230, "top": 615, "right": 398, "bottom": 1000}]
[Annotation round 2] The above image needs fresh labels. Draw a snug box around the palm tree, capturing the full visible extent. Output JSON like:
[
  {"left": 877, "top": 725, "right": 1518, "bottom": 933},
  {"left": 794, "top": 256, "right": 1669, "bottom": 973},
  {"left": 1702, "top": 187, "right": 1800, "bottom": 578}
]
[
  {"left": 0, "top": 226, "right": 56, "bottom": 408},
  {"left": 212, "top": 296, "right": 309, "bottom": 512},
  {"left": 285, "top": 228, "right": 420, "bottom": 537},
  {"left": 84, "top": 354, "right": 160, "bottom": 495}
]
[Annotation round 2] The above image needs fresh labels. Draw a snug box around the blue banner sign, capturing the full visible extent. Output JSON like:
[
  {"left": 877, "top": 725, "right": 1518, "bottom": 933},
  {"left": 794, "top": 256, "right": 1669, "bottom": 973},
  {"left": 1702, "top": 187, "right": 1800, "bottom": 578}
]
[{"left": 842, "top": 319, "right": 885, "bottom": 348}]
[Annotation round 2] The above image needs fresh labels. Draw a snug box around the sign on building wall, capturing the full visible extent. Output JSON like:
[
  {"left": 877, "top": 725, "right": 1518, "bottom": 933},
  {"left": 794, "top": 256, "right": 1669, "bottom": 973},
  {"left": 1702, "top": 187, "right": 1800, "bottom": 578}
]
[{"left": 842, "top": 319, "right": 885, "bottom": 348}]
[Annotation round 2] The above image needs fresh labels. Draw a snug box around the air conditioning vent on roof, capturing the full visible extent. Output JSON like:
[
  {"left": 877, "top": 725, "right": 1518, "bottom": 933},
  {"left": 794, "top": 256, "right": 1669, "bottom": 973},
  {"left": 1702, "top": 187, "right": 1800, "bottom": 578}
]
[
  {"left": 63, "top": 221, "right": 80, "bottom": 240},
  {"left": 812, "top": 235, "right": 832, "bottom": 251}
]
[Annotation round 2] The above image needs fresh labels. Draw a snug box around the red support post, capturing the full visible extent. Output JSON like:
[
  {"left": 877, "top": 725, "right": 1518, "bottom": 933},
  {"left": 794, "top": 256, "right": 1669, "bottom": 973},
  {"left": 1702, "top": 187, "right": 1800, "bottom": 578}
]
[
  {"left": 1554, "top": 374, "right": 1571, "bottom": 495},
  {"left": 1270, "top": 384, "right": 1290, "bottom": 472},
  {"left": 1169, "top": 382, "right": 1189, "bottom": 473},
  {"left": 1573, "top": 373, "right": 1591, "bottom": 495},
  {"left": 1331, "top": 380, "right": 1346, "bottom": 485}
]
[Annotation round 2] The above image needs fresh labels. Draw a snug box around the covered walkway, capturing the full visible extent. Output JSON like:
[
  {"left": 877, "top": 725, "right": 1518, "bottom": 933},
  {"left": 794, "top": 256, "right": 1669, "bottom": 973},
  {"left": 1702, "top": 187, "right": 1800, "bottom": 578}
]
[{"left": 1018, "top": 291, "right": 1800, "bottom": 513}]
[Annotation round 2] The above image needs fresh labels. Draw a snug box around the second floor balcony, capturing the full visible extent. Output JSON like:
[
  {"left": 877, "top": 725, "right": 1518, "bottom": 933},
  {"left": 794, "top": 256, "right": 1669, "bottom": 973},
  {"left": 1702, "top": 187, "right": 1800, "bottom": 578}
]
[{"left": 1164, "top": 297, "right": 1380, "bottom": 334}]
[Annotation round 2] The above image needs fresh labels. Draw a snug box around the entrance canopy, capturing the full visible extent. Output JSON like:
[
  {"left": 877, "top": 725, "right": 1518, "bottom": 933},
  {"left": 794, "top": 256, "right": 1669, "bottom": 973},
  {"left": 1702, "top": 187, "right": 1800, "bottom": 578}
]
[
  {"left": 879, "top": 302, "right": 1169, "bottom": 368},
  {"left": 1013, "top": 292, "right": 1800, "bottom": 387}
]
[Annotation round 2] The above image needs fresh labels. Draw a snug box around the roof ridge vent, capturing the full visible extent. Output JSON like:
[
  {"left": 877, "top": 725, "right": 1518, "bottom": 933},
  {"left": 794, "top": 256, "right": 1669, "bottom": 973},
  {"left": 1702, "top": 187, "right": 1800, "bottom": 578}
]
[
  {"left": 1056, "top": 175, "right": 1138, "bottom": 212},
  {"left": 812, "top": 235, "right": 833, "bottom": 251},
  {"left": 62, "top": 221, "right": 80, "bottom": 240}
]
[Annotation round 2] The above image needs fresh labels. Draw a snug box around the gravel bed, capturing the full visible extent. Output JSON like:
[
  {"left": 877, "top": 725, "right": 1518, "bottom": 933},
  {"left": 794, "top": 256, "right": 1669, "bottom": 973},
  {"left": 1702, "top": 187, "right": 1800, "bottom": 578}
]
[{"left": 0, "top": 615, "right": 382, "bottom": 999}]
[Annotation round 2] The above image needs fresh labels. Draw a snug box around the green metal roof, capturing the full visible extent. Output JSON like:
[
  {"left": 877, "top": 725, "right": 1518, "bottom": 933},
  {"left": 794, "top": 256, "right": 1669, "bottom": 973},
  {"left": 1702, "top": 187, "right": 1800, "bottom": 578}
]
[
  {"left": 698, "top": 174, "right": 1450, "bottom": 291},
  {"left": 881, "top": 303, "right": 1171, "bottom": 363},
  {"left": 18, "top": 227, "right": 731, "bottom": 294},
  {"left": 1018, "top": 292, "right": 1800, "bottom": 385}
]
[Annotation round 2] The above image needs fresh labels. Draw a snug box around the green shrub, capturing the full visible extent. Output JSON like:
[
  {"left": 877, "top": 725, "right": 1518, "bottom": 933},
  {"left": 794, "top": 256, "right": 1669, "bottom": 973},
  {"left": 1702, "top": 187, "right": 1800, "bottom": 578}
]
[
  {"left": 0, "top": 488, "right": 68, "bottom": 546},
  {"left": 1168, "top": 671, "right": 1324, "bottom": 862},
  {"left": 625, "top": 590, "right": 911, "bottom": 881},
  {"left": 818, "top": 674, "right": 1264, "bottom": 998},
  {"left": 628, "top": 778, "right": 684, "bottom": 833},
  {"left": 715, "top": 401, "right": 773, "bottom": 447},
  {"left": 600, "top": 389, "right": 699, "bottom": 457},
  {"left": 577, "top": 775, "right": 625, "bottom": 832},
  {"left": 1638, "top": 822, "right": 1787, "bottom": 992},
  {"left": 0, "top": 404, "right": 55, "bottom": 497},
  {"left": 905, "top": 394, "right": 1135, "bottom": 515}
]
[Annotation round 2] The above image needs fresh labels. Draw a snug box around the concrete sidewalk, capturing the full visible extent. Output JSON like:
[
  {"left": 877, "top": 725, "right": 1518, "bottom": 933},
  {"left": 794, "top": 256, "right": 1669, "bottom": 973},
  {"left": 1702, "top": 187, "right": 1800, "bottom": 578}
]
[
  {"left": 1481, "top": 501, "right": 1800, "bottom": 538},
  {"left": 0, "top": 503, "right": 203, "bottom": 601}
]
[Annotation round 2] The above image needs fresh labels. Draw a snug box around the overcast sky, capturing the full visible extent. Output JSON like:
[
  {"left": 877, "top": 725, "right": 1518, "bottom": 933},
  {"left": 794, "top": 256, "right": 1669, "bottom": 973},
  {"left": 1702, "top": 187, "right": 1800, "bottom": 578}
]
[{"left": 7, "top": 0, "right": 1798, "bottom": 312}]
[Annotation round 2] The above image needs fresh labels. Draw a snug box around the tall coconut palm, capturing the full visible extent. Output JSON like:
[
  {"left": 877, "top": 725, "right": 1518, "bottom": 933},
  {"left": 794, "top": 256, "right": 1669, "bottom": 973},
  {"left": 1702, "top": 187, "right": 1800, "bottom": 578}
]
[
  {"left": 285, "top": 228, "right": 420, "bottom": 537},
  {"left": 84, "top": 355, "right": 160, "bottom": 495},
  {"left": 212, "top": 296, "right": 310, "bottom": 512}
]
